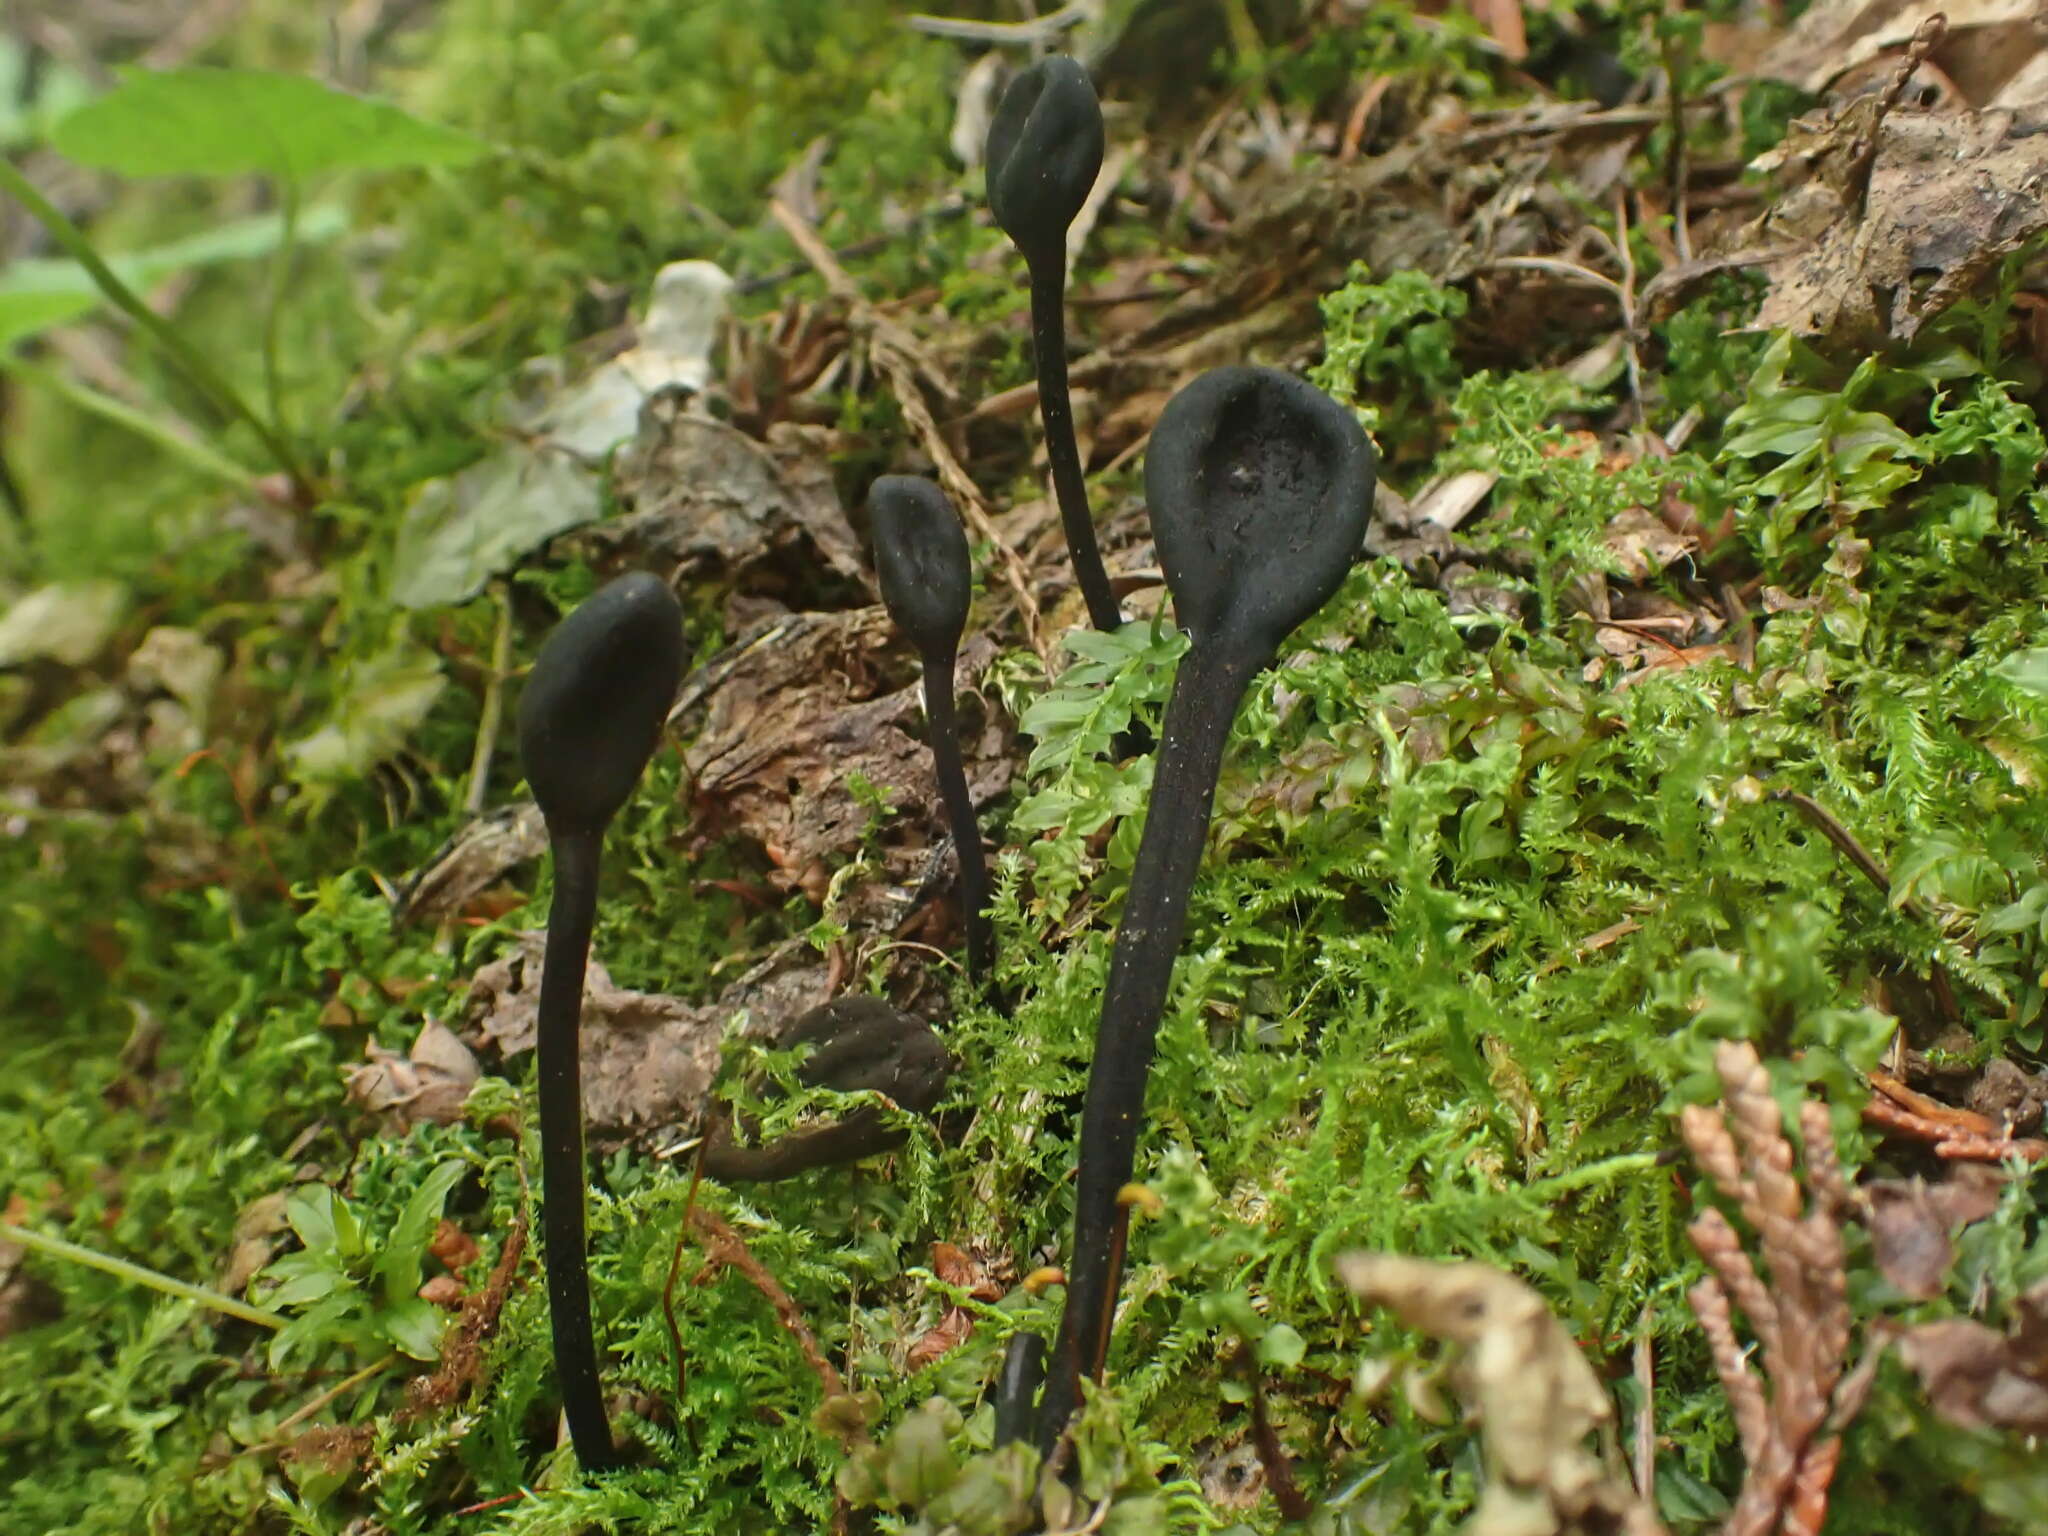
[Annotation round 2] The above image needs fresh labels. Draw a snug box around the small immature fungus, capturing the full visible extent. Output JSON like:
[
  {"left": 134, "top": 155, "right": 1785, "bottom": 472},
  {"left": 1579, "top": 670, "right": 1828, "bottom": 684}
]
[
  {"left": 992, "top": 1331, "right": 1047, "bottom": 1449},
  {"left": 517, "top": 570, "right": 686, "bottom": 1472},
  {"left": 1036, "top": 366, "right": 1376, "bottom": 1445},
  {"left": 702, "top": 996, "right": 953, "bottom": 1183},
  {"left": 985, "top": 56, "right": 1119, "bottom": 635},
  {"left": 868, "top": 475, "right": 996, "bottom": 987}
]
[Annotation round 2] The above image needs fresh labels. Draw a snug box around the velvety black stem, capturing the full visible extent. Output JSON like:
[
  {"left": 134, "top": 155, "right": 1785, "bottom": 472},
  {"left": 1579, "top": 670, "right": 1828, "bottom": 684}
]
[
  {"left": 920, "top": 640, "right": 995, "bottom": 985},
  {"left": 993, "top": 1332, "right": 1047, "bottom": 1448},
  {"left": 1029, "top": 260, "right": 1120, "bottom": 634},
  {"left": 1037, "top": 642, "right": 1259, "bottom": 1446},
  {"left": 535, "top": 831, "right": 617, "bottom": 1472}
]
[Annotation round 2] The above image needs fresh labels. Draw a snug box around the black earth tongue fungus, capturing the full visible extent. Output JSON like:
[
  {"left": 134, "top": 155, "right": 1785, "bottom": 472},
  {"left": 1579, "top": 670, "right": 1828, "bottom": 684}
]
[
  {"left": 992, "top": 1331, "right": 1048, "bottom": 1448},
  {"left": 1035, "top": 366, "right": 1376, "bottom": 1448},
  {"left": 868, "top": 475, "right": 997, "bottom": 990},
  {"left": 701, "top": 996, "right": 953, "bottom": 1182},
  {"left": 516, "top": 570, "right": 686, "bottom": 1473},
  {"left": 985, "top": 56, "right": 1119, "bottom": 635}
]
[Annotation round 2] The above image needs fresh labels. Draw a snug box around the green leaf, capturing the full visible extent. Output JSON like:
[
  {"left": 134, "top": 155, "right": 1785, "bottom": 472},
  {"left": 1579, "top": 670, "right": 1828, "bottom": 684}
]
[
  {"left": 374, "top": 1159, "right": 466, "bottom": 1307},
  {"left": 388, "top": 444, "right": 600, "bottom": 609},
  {"left": 0, "top": 206, "right": 347, "bottom": 350},
  {"left": 51, "top": 68, "right": 488, "bottom": 182},
  {"left": 282, "top": 1186, "right": 339, "bottom": 1253},
  {"left": 379, "top": 1296, "right": 448, "bottom": 1361},
  {"left": 1256, "top": 1322, "right": 1306, "bottom": 1369},
  {"left": 1996, "top": 647, "right": 2048, "bottom": 700},
  {"left": 282, "top": 643, "right": 446, "bottom": 789}
]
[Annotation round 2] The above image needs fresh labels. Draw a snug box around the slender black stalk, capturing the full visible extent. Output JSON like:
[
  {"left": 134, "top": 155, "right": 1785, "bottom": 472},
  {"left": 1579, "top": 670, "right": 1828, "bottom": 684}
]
[
  {"left": 1035, "top": 644, "right": 1255, "bottom": 1441},
  {"left": 921, "top": 643, "right": 995, "bottom": 981},
  {"left": 1030, "top": 261, "right": 1119, "bottom": 633},
  {"left": 1033, "top": 366, "right": 1376, "bottom": 1449},
  {"left": 517, "top": 570, "right": 685, "bottom": 1474},
  {"left": 868, "top": 475, "right": 997, "bottom": 993},
  {"left": 993, "top": 1332, "right": 1048, "bottom": 1448},
  {"left": 534, "top": 830, "right": 616, "bottom": 1472}
]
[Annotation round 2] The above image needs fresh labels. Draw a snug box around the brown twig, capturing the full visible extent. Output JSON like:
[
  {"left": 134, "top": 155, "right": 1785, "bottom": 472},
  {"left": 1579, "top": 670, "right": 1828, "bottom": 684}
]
[
  {"left": 767, "top": 199, "right": 1052, "bottom": 666},
  {"left": 690, "top": 1206, "right": 845, "bottom": 1400},
  {"left": 1240, "top": 1346, "right": 1310, "bottom": 1521}
]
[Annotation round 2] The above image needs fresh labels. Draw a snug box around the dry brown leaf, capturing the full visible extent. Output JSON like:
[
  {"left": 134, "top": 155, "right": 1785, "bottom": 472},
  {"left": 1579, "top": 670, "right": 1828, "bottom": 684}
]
[
  {"left": 1336, "top": 1253, "right": 1664, "bottom": 1536},
  {"left": 577, "top": 402, "right": 868, "bottom": 591},
  {"left": 392, "top": 803, "right": 548, "bottom": 928},
  {"left": 1899, "top": 1302, "right": 2048, "bottom": 1435},
  {"left": 1865, "top": 1170, "right": 2003, "bottom": 1300},
  {"left": 467, "top": 934, "right": 830, "bottom": 1148},
  {"left": 1601, "top": 505, "right": 1697, "bottom": 583},
  {"left": 679, "top": 608, "right": 1011, "bottom": 923},
  {"left": 344, "top": 1019, "right": 480, "bottom": 1133},
  {"left": 1758, "top": 0, "right": 2048, "bottom": 111},
  {"left": 1740, "top": 103, "right": 2048, "bottom": 343}
]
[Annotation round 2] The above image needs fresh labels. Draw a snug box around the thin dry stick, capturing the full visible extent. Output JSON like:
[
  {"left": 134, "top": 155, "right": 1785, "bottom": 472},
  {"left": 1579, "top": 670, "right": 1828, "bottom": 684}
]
[
  {"left": 767, "top": 199, "right": 1053, "bottom": 665},
  {"left": 691, "top": 1206, "right": 846, "bottom": 1400}
]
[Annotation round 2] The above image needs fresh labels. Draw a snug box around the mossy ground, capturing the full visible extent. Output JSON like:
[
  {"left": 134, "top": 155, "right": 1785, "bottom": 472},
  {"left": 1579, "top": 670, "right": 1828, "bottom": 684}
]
[{"left": 3, "top": 3, "right": 2046, "bottom": 1533}]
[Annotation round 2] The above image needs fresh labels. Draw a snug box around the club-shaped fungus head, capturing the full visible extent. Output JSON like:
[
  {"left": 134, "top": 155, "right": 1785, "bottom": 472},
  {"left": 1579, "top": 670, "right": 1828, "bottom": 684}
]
[
  {"left": 869, "top": 475, "right": 971, "bottom": 661},
  {"left": 1144, "top": 366, "right": 1376, "bottom": 658},
  {"left": 518, "top": 571, "right": 687, "bottom": 838},
  {"left": 985, "top": 55, "right": 1105, "bottom": 273}
]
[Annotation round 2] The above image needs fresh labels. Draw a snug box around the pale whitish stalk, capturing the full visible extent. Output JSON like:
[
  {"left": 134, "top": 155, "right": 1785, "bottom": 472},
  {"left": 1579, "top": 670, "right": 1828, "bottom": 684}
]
[{"left": 0, "top": 1221, "right": 284, "bottom": 1330}]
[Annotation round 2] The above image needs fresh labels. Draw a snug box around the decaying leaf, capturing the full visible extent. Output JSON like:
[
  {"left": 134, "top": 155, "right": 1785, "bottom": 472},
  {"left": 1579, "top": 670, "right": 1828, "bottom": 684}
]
[
  {"left": 390, "top": 261, "right": 738, "bottom": 610},
  {"left": 465, "top": 931, "right": 829, "bottom": 1147},
  {"left": 580, "top": 403, "right": 867, "bottom": 591},
  {"left": 1738, "top": 102, "right": 2048, "bottom": 344},
  {"left": 0, "top": 581, "right": 127, "bottom": 668},
  {"left": 904, "top": 1240, "right": 1003, "bottom": 1371},
  {"left": 281, "top": 643, "right": 445, "bottom": 789},
  {"left": 1758, "top": 0, "right": 2048, "bottom": 112},
  {"left": 678, "top": 607, "right": 1010, "bottom": 919},
  {"left": 345, "top": 1018, "right": 480, "bottom": 1132},
  {"left": 1336, "top": 1253, "right": 1664, "bottom": 1536},
  {"left": 1899, "top": 1278, "right": 2048, "bottom": 1435},
  {"left": 391, "top": 803, "right": 548, "bottom": 928},
  {"left": 1865, "top": 1169, "right": 2003, "bottom": 1300}
]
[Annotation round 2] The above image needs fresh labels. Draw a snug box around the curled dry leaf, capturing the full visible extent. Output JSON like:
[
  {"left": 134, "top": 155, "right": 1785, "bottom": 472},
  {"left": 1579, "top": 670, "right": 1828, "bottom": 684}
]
[
  {"left": 391, "top": 803, "right": 548, "bottom": 928},
  {"left": 1899, "top": 1278, "right": 2048, "bottom": 1435},
  {"left": 344, "top": 1019, "right": 479, "bottom": 1132},
  {"left": 1732, "top": 101, "right": 2048, "bottom": 345},
  {"left": 465, "top": 932, "right": 831, "bottom": 1148},
  {"left": 1758, "top": 0, "right": 2048, "bottom": 112},
  {"left": 1865, "top": 1168, "right": 2003, "bottom": 1301},
  {"left": 1336, "top": 1253, "right": 1664, "bottom": 1536}
]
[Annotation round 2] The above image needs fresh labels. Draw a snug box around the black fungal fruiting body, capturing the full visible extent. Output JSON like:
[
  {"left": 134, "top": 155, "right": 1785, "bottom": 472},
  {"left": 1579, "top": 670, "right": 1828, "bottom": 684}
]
[
  {"left": 986, "top": 56, "right": 1120, "bottom": 634},
  {"left": 1036, "top": 366, "right": 1376, "bottom": 1445},
  {"left": 517, "top": 570, "right": 686, "bottom": 1472},
  {"left": 702, "top": 996, "right": 953, "bottom": 1182},
  {"left": 869, "top": 475, "right": 996, "bottom": 985}
]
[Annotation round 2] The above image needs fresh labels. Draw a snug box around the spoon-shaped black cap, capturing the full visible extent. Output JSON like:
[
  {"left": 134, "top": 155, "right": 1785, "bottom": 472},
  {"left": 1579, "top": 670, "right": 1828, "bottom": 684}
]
[
  {"left": 1144, "top": 366, "right": 1376, "bottom": 657},
  {"left": 985, "top": 56, "right": 1105, "bottom": 272},
  {"left": 518, "top": 571, "right": 687, "bottom": 837},
  {"left": 869, "top": 475, "right": 971, "bottom": 658}
]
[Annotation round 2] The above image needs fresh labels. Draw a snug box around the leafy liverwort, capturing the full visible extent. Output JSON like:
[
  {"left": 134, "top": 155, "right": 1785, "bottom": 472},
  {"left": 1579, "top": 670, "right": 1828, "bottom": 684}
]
[
  {"left": 986, "top": 55, "right": 1119, "bottom": 634},
  {"left": 1036, "top": 366, "right": 1376, "bottom": 1444},
  {"left": 517, "top": 570, "right": 686, "bottom": 1472},
  {"left": 869, "top": 475, "right": 995, "bottom": 987}
]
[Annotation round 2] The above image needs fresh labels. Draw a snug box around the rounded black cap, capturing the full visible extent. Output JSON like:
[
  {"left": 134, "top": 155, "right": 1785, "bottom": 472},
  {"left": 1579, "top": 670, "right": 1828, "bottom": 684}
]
[
  {"left": 869, "top": 475, "right": 971, "bottom": 658},
  {"left": 517, "top": 571, "right": 686, "bottom": 837},
  {"left": 985, "top": 56, "right": 1105, "bottom": 271},
  {"left": 1143, "top": 366, "right": 1376, "bottom": 655}
]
